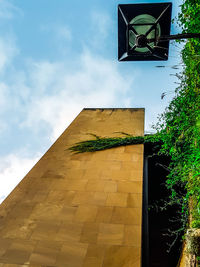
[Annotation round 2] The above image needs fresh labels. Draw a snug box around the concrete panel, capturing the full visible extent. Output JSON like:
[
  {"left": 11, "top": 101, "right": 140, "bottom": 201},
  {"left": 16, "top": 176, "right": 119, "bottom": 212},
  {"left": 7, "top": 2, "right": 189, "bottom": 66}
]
[{"left": 0, "top": 108, "right": 144, "bottom": 266}]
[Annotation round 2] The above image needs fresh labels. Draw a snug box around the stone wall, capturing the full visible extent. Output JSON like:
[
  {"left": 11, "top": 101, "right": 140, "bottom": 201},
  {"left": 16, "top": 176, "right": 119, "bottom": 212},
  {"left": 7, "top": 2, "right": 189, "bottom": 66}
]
[{"left": 0, "top": 108, "right": 144, "bottom": 267}]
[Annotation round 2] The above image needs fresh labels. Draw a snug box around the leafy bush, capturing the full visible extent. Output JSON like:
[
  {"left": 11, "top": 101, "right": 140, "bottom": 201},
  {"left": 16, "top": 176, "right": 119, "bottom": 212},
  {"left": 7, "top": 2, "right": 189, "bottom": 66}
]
[{"left": 156, "top": 0, "right": 200, "bottom": 229}]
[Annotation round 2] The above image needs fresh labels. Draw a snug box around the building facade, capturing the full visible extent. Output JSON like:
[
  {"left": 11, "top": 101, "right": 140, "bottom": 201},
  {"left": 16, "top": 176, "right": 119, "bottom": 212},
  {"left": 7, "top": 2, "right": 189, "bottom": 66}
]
[{"left": 0, "top": 108, "right": 144, "bottom": 266}]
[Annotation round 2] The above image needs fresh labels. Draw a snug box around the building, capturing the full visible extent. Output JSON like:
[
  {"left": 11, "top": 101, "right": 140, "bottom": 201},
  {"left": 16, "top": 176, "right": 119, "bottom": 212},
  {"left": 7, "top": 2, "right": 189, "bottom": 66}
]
[{"left": 0, "top": 108, "right": 145, "bottom": 266}]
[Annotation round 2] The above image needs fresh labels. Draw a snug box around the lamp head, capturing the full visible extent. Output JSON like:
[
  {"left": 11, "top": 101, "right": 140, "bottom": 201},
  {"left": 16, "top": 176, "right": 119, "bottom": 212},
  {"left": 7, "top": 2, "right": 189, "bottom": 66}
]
[{"left": 118, "top": 2, "right": 172, "bottom": 61}]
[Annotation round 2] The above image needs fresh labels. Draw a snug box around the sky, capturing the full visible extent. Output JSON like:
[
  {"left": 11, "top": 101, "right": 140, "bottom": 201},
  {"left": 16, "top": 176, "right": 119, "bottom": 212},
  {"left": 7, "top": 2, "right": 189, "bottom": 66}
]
[{"left": 0, "top": 0, "right": 183, "bottom": 203}]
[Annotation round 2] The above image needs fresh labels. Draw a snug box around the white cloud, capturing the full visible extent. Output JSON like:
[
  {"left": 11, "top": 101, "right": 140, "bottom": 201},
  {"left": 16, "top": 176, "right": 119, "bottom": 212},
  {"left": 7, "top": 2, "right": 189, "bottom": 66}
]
[
  {"left": 0, "top": 82, "right": 10, "bottom": 133},
  {"left": 40, "top": 23, "right": 72, "bottom": 56},
  {"left": 20, "top": 50, "right": 136, "bottom": 141},
  {"left": 57, "top": 26, "right": 72, "bottom": 42},
  {"left": 0, "top": 82, "right": 8, "bottom": 110},
  {"left": 0, "top": 36, "right": 18, "bottom": 74},
  {"left": 0, "top": 152, "right": 40, "bottom": 203},
  {"left": 0, "top": 0, "right": 22, "bottom": 20},
  {"left": 29, "top": 61, "right": 62, "bottom": 94},
  {"left": 92, "top": 11, "right": 112, "bottom": 37},
  {"left": 0, "top": 121, "right": 7, "bottom": 134},
  {"left": 41, "top": 23, "right": 72, "bottom": 43},
  {"left": 90, "top": 11, "right": 114, "bottom": 48}
]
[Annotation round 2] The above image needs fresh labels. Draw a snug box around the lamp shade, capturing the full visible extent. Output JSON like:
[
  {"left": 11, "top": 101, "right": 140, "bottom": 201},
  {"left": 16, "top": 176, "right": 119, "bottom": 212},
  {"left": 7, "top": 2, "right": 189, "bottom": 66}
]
[{"left": 118, "top": 2, "right": 172, "bottom": 61}]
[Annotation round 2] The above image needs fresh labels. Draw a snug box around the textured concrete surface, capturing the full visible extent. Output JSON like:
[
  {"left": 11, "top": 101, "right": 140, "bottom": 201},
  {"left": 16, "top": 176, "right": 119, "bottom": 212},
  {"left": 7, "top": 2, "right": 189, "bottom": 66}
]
[{"left": 0, "top": 108, "right": 144, "bottom": 267}]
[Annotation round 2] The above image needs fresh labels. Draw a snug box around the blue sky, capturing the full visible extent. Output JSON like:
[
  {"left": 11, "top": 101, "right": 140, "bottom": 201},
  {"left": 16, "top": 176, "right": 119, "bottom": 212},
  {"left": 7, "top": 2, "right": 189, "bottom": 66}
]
[{"left": 0, "top": 0, "right": 183, "bottom": 202}]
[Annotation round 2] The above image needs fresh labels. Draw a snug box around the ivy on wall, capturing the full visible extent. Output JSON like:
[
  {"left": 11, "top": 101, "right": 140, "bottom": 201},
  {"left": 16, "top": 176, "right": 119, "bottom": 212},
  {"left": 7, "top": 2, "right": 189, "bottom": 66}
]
[{"left": 69, "top": 133, "right": 161, "bottom": 153}]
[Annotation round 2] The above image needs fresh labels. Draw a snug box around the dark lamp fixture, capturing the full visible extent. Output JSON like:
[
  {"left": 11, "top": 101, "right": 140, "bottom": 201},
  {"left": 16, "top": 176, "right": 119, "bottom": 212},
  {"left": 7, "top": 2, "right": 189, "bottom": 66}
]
[
  {"left": 118, "top": 2, "right": 172, "bottom": 61},
  {"left": 118, "top": 2, "right": 200, "bottom": 61}
]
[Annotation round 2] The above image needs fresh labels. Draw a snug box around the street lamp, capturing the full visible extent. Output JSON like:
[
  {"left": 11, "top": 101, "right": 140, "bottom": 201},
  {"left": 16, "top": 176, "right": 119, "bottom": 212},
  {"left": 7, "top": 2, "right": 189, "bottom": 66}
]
[{"left": 118, "top": 2, "right": 200, "bottom": 61}]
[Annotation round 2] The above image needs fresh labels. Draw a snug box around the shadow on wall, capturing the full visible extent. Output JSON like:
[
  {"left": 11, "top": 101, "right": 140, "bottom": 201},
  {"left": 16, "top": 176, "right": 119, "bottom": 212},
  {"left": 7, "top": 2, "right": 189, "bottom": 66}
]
[{"left": 146, "top": 153, "right": 184, "bottom": 267}]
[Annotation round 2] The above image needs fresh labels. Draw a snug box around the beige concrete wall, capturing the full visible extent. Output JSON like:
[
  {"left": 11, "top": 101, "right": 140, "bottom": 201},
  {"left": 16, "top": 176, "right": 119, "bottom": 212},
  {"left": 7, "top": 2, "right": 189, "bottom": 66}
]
[{"left": 0, "top": 108, "right": 144, "bottom": 267}]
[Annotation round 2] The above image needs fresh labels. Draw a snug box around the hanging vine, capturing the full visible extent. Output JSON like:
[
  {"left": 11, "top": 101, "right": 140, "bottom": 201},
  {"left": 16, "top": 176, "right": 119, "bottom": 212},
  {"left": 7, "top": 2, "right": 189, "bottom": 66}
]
[{"left": 69, "top": 133, "right": 162, "bottom": 153}]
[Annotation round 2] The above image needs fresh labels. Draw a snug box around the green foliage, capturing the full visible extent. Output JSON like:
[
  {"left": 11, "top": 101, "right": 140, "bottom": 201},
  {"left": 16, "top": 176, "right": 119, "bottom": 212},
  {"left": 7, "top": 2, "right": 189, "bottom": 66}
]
[
  {"left": 155, "top": 0, "right": 200, "bottom": 230},
  {"left": 69, "top": 133, "right": 161, "bottom": 153}
]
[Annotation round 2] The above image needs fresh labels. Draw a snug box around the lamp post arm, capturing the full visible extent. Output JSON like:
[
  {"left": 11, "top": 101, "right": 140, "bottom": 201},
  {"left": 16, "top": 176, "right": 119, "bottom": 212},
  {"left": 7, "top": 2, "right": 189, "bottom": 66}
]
[
  {"left": 148, "top": 33, "right": 200, "bottom": 44},
  {"left": 159, "top": 33, "right": 200, "bottom": 42}
]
